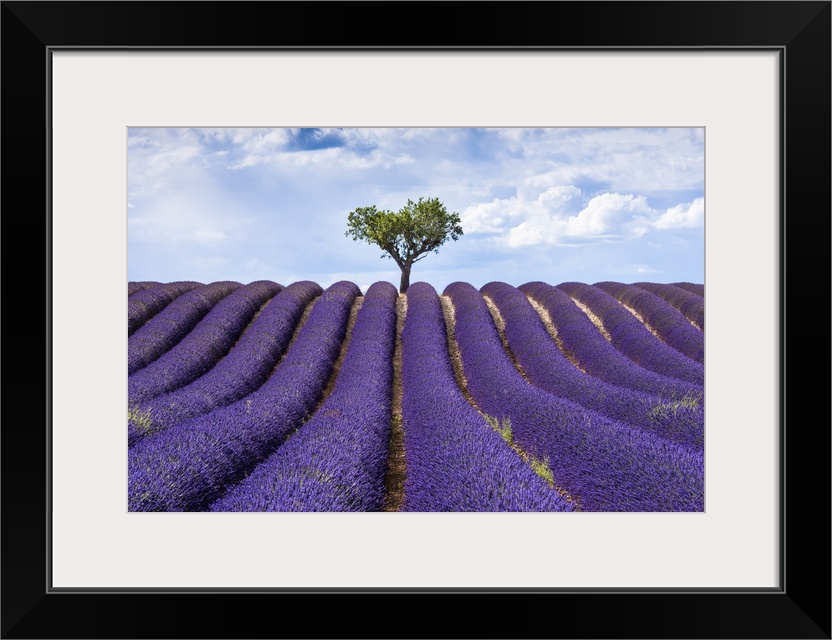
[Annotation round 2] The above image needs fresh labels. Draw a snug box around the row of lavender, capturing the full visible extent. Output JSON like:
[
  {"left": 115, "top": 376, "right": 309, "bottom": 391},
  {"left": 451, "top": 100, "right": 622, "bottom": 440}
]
[{"left": 128, "top": 279, "right": 704, "bottom": 512}]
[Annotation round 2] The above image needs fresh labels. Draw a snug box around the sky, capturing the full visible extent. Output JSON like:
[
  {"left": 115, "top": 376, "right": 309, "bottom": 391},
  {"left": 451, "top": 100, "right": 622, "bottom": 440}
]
[{"left": 127, "top": 127, "right": 704, "bottom": 294}]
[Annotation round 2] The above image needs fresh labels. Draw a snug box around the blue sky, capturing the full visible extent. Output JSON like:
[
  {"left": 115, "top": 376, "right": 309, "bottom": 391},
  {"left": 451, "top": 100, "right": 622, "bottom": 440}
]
[{"left": 128, "top": 127, "right": 704, "bottom": 293}]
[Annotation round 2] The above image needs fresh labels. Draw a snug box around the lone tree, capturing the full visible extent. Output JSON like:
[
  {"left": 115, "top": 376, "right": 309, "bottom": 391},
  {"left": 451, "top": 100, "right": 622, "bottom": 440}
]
[{"left": 346, "top": 197, "right": 463, "bottom": 293}]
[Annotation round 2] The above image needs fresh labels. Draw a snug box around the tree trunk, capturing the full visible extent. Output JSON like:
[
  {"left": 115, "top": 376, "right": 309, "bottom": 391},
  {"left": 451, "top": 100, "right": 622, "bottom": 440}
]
[{"left": 399, "top": 264, "right": 411, "bottom": 294}]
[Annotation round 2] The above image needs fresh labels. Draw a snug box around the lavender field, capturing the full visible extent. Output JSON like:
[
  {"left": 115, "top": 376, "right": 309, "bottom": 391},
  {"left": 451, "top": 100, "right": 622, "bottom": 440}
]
[{"left": 127, "top": 279, "right": 705, "bottom": 513}]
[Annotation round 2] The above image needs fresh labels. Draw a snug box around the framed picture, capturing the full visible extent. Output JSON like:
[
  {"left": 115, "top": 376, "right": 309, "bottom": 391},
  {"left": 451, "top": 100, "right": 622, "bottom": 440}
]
[{"left": 3, "top": 2, "right": 829, "bottom": 638}]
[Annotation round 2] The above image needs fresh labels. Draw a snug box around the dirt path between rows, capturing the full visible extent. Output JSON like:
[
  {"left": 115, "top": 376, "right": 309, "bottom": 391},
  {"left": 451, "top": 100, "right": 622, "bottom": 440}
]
[
  {"left": 525, "top": 296, "right": 589, "bottom": 374},
  {"left": 440, "top": 294, "right": 581, "bottom": 509},
  {"left": 382, "top": 294, "right": 407, "bottom": 512},
  {"left": 314, "top": 297, "right": 363, "bottom": 412}
]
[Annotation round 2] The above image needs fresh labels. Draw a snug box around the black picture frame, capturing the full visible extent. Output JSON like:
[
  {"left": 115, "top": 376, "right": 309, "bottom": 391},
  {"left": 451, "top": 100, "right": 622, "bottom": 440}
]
[{"left": 2, "top": 2, "right": 829, "bottom": 638}]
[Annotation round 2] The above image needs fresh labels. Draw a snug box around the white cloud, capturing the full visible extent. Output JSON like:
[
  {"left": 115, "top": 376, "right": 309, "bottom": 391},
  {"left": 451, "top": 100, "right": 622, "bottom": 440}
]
[
  {"left": 223, "top": 129, "right": 295, "bottom": 169},
  {"left": 461, "top": 198, "right": 514, "bottom": 233},
  {"left": 516, "top": 171, "right": 580, "bottom": 200},
  {"left": 240, "top": 129, "right": 294, "bottom": 154},
  {"left": 464, "top": 185, "right": 654, "bottom": 248},
  {"left": 222, "top": 131, "right": 416, "bottom": 171},
  {"left": 128, "top": 129, "right": 211, "bottom": 200},
  {"left": 471, "top": 189, "right": 703, "bottom": 249},
  {"left": 505, "top": 215, "right": 570, "bottom": 247},
  {"left": 492, "top": 128, "right": 705, "bottom": 193},
  {"left": 653, "top": 197, "right": 704, "bottom": 229},
  {"left": 227, "top": 155, "right": 262, "bottom": 170},
  {"left": 462, "top": 184, "right": 581, "bottom": 237},
  {"left": 565, "top": 193, "right": 653, "bottom": 238},
  {"left": 538, "top": 185, "right": 582, "bottom": 208}
]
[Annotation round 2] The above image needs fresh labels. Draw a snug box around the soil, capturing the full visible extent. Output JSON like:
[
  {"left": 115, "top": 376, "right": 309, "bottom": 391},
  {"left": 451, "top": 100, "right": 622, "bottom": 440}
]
[
  {"left": 440, "top": 294, "right": 581, "bottom": 509},
  {"left": 570, "top": 298, "right": 614, "bottom": 342},
  {"left": 315, "top": 297, "right": 363, "bottom": 410},
  {"left": 382, "top": 294, "right": 407, "bottom": 512},
  {"left": 483, "top": 295, "right": 534, "bottom": 384},
  {"left": 525, "top": 296, "right": 588, "bottom": 374},
  {"left": 619, "top": 301, "right": 663, "bottom": 340},
  {"left": 269, "top": 296, "right": 319, "bottom": 376}
]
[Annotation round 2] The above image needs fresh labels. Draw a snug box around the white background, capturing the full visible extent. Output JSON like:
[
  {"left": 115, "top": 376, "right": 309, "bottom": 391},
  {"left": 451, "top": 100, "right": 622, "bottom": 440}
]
[{"left": 51, "top": 51, "right": 779, "bottom": 588}]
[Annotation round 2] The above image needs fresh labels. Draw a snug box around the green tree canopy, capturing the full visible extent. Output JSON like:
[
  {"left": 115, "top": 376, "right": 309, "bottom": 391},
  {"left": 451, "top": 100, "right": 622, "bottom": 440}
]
[{"left": 346, "top": 197, "right": 463, "bottom": 293}]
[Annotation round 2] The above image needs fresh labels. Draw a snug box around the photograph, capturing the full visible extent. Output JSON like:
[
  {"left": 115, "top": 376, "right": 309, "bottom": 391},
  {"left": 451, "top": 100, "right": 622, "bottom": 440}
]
[
  {"left": 2, "top": 1, "right": 828, "bottom": 638},
  {"left": 127, "top": 126, "right": 706, "bottom": 513}
]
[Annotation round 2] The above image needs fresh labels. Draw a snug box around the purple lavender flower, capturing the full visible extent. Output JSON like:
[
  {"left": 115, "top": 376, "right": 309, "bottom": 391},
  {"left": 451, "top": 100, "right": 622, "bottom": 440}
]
[
  {"left": 634, "top": 282, "right": 704, "bottom": 330},
  {"left": 127, "top": 281, "right": 202, "bottom": 335},
  {"left": 129, "top": 281, "right": 322, "bottom": 447},
  {"left": 128, "top": 281, "right": 242, "bottom": 375},
  {"left": 127, "top": 281, "right": 282, "bottom": 404},
  {"left": 400, "top": 282, "right": 576, "bottom": 512},
  {"left": 671, "top": 282, "right": 704, "bottom": 297},
  {"left": 593, "top": 281, "right": 703, "bottom": 364},
  {"left": 482, "top": 281, "right": 703, "bottom": 450},
  {"left": 210, "top": 281, "right": 396, "bottom": 512},
  {"left": 128, "top": 281, "right": 360, "bottom": 512},
  {"left": 128, "top": 281, "right": 160, "bottom": 297},
  {"left": 519, "top": 281, "right": 703, "bottom": 401},
  {"left": 444, "top": 281, "right": 703, "bottom": 512},
  {"left": 556, "top": 281, "right": 704, "bottom": 387}
]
